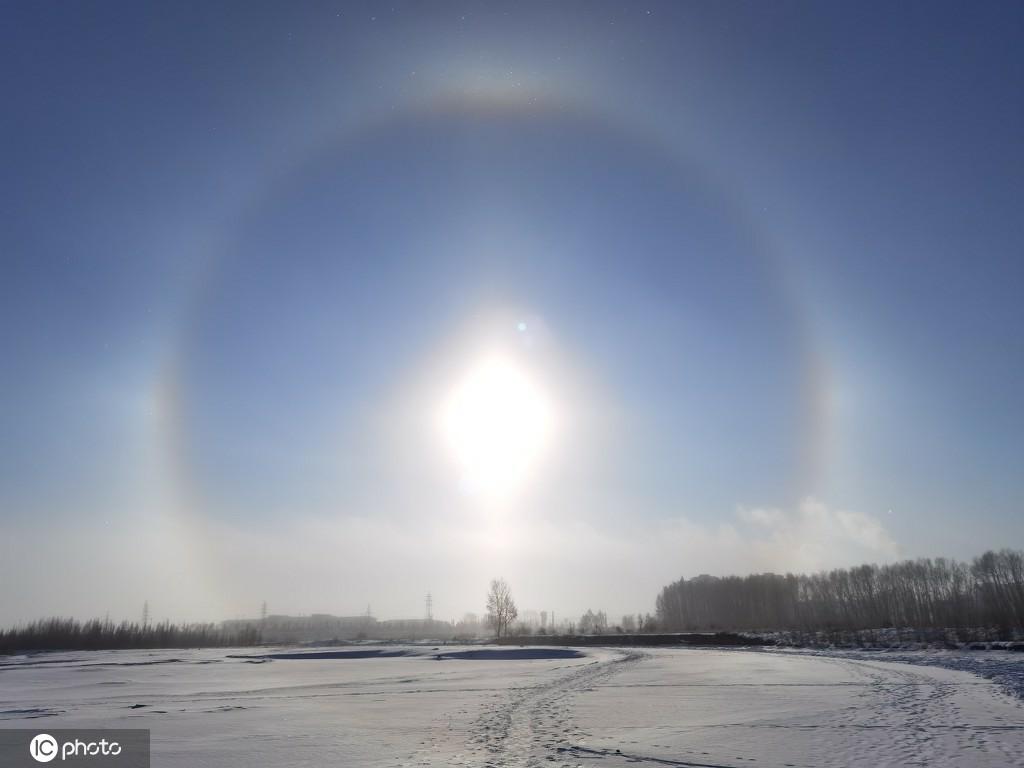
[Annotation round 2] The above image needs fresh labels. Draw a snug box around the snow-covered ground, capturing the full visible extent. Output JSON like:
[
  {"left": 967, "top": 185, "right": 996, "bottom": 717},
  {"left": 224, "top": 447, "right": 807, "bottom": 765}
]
[
  {"left": 2, "top": 645, "right": 1022, "bottom": 767},
  {"left": 770, "top": 645, "right": 1024, "bottom": 702}
]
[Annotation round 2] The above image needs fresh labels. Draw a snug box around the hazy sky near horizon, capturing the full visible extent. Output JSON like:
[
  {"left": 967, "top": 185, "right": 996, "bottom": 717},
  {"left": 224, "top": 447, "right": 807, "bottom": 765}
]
[{"left": 2, "top": 2, "right": 1022, "bottom": 626}]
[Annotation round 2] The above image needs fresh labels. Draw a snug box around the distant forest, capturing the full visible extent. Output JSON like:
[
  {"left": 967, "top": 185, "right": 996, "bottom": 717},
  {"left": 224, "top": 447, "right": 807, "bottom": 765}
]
[
  {"left": 0, "top": 617, "right": 261, "bottom": 654},
  {"left": 656, "top": 549, "right": 1024, "bottom": 635}
]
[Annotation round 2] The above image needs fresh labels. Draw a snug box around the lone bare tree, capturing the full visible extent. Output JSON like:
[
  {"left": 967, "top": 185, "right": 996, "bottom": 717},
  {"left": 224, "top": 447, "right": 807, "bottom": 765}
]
[{"left": 485, "top": 578, "right": 518, "bottom": 638}]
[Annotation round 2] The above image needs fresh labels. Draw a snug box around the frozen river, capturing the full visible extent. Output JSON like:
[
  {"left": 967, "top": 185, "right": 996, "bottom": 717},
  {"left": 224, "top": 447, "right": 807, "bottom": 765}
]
[{"left": 2, "top": 645, "right": 1022, "bottom": 767}]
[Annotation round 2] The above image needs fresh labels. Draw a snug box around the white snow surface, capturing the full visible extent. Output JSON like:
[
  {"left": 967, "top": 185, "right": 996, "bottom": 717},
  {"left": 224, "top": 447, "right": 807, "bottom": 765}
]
[
  {"left": 1, "top": 645, "right": 1022, "bottom": 767},
  {"left": 770, "top": 645, "right": 1024, "bottom": 702}
]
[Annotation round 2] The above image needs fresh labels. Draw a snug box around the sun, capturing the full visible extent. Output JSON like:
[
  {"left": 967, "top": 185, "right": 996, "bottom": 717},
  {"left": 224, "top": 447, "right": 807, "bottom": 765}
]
[{"left": 440, "top": 354, "right": 554, "bottom": 498}]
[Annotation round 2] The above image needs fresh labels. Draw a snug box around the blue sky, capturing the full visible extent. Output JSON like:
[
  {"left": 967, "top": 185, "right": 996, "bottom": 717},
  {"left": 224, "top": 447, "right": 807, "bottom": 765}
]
[{"left": 2, "top": 2, "right": 1022, "bottom": 624}]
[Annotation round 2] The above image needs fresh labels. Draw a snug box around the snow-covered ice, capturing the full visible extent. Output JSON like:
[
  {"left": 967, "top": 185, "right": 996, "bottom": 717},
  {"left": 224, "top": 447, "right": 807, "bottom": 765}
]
[{"left": 1, "top": 645, "right": 1021, "bottom": 766}]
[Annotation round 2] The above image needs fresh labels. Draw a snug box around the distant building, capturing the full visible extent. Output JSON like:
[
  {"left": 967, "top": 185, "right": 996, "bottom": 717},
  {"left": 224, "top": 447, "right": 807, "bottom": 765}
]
[
  {"left": 221, "top": 613, "right": 457, "bottom": 643},
  {"left": 222, "top": 613, "right": 375, "bottom": 643},
  {"left": 375, "top": 618, "right": 455, "bottom": 640}
]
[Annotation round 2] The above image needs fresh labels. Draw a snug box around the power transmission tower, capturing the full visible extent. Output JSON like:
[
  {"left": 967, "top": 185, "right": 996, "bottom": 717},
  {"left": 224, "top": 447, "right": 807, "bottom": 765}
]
[
  {"left": 425, "top": 592, "right": 433, "bottom": 622},
  {"left": 142, "top": 601, "right": 149, "bottom": 629},
  {"left": 260, "top": 601, "right": 267, "bottom": 622}
]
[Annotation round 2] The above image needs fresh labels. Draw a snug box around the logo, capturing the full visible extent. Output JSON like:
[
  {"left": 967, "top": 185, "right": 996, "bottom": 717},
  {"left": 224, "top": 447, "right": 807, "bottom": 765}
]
[
  {"left": 2, "top": 729, "right": 147, "bottom": 766},
  {"left": 29, "top": 733, "right": 58, "bottom": 763}
]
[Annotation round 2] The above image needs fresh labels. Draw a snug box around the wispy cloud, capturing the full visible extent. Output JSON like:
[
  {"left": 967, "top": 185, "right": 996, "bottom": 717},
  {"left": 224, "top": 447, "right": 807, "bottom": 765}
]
[{"left": 735, "top": 497, "right": 900, "bottom": 572}]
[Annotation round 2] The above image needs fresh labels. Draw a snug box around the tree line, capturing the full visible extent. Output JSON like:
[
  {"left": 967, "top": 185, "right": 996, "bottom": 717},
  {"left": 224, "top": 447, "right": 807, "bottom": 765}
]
[
  {"left": 656, "top": 549, "right": 1024, "bottom": 634},
  {"left": 0, "top": 617, "right": 262, "bottom": 653}
]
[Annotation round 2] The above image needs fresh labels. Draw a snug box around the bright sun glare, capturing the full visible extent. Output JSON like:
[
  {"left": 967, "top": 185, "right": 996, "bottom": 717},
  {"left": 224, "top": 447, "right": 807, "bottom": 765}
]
[{"left": 440, "top": 354, "right": 554, "bottom": 498}]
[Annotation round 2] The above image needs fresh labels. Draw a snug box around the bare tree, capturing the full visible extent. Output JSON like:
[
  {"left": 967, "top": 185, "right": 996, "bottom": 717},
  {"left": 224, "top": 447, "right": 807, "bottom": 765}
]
[{"left": 485, "top": 578, "right": 518, "bottom": 638}]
